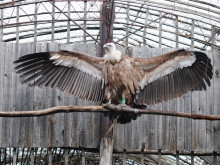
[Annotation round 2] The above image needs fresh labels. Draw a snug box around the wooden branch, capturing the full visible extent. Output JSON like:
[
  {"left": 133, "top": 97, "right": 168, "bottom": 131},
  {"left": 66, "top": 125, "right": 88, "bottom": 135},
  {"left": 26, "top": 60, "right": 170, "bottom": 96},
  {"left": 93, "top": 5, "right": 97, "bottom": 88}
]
[
  {"left": 105, "top": 104, "right": 220, "bottom": 120},
  {"left": 0, "top": 104, "right": 220, "bottom": 120}
]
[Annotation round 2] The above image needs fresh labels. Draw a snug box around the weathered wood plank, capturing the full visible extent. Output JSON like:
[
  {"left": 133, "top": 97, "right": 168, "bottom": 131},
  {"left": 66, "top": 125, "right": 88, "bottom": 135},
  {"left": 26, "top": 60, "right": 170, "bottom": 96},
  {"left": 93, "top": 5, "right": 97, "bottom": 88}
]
[
  {"left": 198, "top": 85, "right": 207, "bottom": 152},
  {"left": 71, "top": 42, "right": 82, "bottom": 148},
  {"left": 0, "top": 41, "right": 3, "bottom": 147},
  {"left": 32, "top": 43, "right": 43, "bottom": 147},
  {"left": 213, "top": 49, "right": 220, "bottom": 151},
  {"left": 39, "top": 42, "right": 49, "bottom": 147},
  {"left": 2, "top": 42, "right": 13, "bottom": 147},
  {"left": 146, "top": 48, "right": 157, "bottom": 150},
  {"left": 184, "top": 92, "right": 192, "bottom": 151},
  {"left": 155, "top": 49, "right": 163, "bottom": 150},
  {"left": 23, "top": 43, "right": 34, "bottom": 148},
  {"left": 161, "top": 48, "right": 170, "bottom": 150},
  {"left": 192, "top": 90, "right": 199, "bottom": 152},
  {"left": 206, "top": 50, "right": 214, "bottom": 152},
  {"left": 9, "top": 43, "right": 18, "bottom": 147},
  {"left": 138, "top": 46, "right": 148, "bottom": 149}
]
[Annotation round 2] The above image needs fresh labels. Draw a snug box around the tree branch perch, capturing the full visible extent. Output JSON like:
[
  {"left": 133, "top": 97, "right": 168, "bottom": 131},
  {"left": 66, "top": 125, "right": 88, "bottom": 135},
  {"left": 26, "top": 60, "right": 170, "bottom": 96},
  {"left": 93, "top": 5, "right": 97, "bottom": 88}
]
[{"left": 0, "top": 104, "right": 219, "bottom": 120}]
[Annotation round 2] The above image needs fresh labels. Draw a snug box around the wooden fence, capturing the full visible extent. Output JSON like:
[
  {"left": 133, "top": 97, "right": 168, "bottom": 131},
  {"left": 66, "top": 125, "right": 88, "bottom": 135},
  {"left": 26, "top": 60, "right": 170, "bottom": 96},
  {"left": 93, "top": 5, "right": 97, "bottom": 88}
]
[{"left": 0, "top": 42, "right": 219, "bottom": 154}]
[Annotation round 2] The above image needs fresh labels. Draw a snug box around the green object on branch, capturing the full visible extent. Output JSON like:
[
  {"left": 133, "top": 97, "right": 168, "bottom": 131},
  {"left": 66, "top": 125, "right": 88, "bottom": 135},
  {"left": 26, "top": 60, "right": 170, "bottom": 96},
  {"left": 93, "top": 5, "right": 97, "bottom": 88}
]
[{"left": 122, "top": 98, "right": 126, "bottom": 104}]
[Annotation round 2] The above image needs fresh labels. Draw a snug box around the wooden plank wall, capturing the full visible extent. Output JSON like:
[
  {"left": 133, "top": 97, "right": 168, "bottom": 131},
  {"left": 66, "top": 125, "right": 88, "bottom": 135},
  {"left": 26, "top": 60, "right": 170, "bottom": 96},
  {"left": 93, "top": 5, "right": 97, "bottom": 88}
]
[{"left": 0, "top": 42, "right": 219, "bottom": 153}]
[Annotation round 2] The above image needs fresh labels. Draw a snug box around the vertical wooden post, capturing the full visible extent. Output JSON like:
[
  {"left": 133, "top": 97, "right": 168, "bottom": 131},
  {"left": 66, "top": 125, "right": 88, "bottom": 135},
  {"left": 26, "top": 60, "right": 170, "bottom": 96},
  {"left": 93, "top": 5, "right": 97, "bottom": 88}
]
[
  {"left": 176, "top": 151, "right": 179, "bottom": 165},
  {"left": 12, "top": 148, "right": 17, "bottom": 165},
  {"left": 213, "top": 152, "right": 217, "bottom": 165},
  {"left": 191, "top": 19, "right": 194, "bottom": 49},
  {"left": 67, "top": 1, "right": 70, "bottom": 44},
  {"left": 82, "top": 149, "right": 86, "bottom": 165},
  {"left": 191, "top": 151, "right": 194, "bottom": 165},
  {"left": 64, "top": 149, "right": 69, "bottom": 165},
  {"left": 99, "top": 138, "right": 113, "bottom": 165},
  {"left": 31, "top": 148, "right": 34, "bottom": 165},
  {"left": 123, "top": 149, "right": 126, "bottom": 165},
  {"left": 175, "top": 16, "right": 179, "bottom": 48},
  {"left": 100, "top": 0, "right": 115, "bottom": 56},
  {"left": 143, "top": 9, "right": 149, "bottom": 46},
  {"left": 99, "top": 1, "right": 115, "bottom": 164},
  {"left": 141, "top": 148, "right": 144, "bottom": 165},
  {"left": 48, "top": 148, "right": 52, "bottom": 165},
  {"left": 158, "top": 149, "right": 161, "bottom": 165},
  {"left": 159, "top": 12, "right": 162, "bottom": 48}
]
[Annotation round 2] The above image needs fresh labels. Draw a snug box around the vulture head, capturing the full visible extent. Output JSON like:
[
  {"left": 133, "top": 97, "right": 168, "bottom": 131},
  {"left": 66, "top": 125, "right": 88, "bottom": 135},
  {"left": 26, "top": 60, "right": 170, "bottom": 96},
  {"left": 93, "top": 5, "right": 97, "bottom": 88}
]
[{"left": 103, "top": 43, "right": 122, "bottom": 63}]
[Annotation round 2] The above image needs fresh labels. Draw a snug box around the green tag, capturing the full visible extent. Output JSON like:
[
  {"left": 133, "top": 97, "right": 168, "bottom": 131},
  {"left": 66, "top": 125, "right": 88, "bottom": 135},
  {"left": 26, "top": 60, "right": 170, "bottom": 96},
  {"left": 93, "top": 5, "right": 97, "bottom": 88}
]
[{"left": 122, "top": 98, "right": 126, "bottom": 104}]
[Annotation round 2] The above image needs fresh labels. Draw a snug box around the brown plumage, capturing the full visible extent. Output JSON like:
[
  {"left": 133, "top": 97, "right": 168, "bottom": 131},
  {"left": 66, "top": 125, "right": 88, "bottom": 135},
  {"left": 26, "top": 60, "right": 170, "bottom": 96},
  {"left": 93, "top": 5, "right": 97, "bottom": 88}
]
[{"left": 14, "top": 43, "right": 213, "bottom": 124}]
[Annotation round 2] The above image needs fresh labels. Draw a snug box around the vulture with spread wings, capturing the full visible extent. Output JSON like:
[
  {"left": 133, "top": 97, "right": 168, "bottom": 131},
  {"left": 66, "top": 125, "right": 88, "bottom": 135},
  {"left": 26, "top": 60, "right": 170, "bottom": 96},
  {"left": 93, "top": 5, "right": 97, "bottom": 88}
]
[{"left": 14, "top": 43, "right": 213, "bottom": 123}]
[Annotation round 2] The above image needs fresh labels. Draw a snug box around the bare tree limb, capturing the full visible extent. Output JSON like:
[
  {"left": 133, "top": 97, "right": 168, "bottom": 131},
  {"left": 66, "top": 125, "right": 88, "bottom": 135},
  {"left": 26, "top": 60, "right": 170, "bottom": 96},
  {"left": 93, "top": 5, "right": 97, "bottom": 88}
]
[{"left": 0, "top": 104, "right": 220, "bottom": 120}]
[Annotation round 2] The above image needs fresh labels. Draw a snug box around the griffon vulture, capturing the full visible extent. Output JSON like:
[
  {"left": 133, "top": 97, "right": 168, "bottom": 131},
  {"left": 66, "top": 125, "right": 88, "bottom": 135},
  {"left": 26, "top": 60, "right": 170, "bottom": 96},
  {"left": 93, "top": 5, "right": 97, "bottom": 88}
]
[{"left": 14, "top": 43, "right": 213, "bottom": 123}]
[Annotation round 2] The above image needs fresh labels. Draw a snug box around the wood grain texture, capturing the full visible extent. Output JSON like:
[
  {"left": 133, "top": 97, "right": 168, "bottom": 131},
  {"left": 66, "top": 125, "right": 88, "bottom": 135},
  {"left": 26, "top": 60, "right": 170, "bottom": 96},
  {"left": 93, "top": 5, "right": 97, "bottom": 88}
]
[{"left": 0, "top": 43, "right": 219, "bottom": 153}]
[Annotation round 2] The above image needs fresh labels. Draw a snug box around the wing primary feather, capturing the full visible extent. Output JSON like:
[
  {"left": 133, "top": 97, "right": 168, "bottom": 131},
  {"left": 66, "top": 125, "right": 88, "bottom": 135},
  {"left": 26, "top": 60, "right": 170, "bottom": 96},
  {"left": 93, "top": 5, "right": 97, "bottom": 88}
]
[
  {"left": 193, "top": 65, "right": 211, "bottom": 86},
  {"left": 75, "top": 73, "right": 86, "bottom": 97},
  {"left": 14, "top": 52, "right": 49, "bottom": 63},
  {"left": 15, "top": 58, "right": 46, "bottom": 70},
  {"left": 20, "top": 65, "right": 45, "bottom": 78},
  {"left": 51, "top": 67, "right": 67, "bottom": 88},
  {"left": 16, "top": 61, "right": 48, "bottom": 73},
  {"left": 59, "top": 69, "right": 73, "bottom": 91},
  {"left": 73, "top": 72, "right": 84, "bottom": 96},
  {"left": 53, "top": 67, "right": 68, "bottom": 88},
  {"left": 168, "top": 74, "right": 173, "bottom": 100},
  {"left": 69, "top": 70, "right": 81, "bottom": 94},
  {"left": 92, "top": 80, "right": 99, "bottom": 102},
  {"left": 191, "top": 67, "right": 206, "bottom": 90},
  {"left": 42, "top": 67, "right": 62, "bottom": 86},
  {"left": 87, "top": 78, "right": 95, "bottom": 101},
  {"left": 81, "top": 75, "right": 90, "bottom": 99},
  {"left": 22, "top": 63, "right": 53, "bottom": 83},
  {"left": 151, "top": 81, "right": 156, "bottom": 104},
  {"left": 22, "top": 64, "right": 53, "bottom": 86},
  {"left": 36, "top": 67, "right": 58, "bottom": 86},
  {"left": 71, "top": 71, "right": 82, "bottom": 95}
]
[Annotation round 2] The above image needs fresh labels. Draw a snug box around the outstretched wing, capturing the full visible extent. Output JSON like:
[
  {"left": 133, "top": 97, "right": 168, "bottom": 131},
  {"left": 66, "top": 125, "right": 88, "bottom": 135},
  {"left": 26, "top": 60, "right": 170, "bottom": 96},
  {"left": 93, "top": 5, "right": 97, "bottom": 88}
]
[
  {"left": 133, "top": 50, "right": 213, "bottom": 105},
  {"left": 14, "top": 50, "right": 105, "bottom": 103}
]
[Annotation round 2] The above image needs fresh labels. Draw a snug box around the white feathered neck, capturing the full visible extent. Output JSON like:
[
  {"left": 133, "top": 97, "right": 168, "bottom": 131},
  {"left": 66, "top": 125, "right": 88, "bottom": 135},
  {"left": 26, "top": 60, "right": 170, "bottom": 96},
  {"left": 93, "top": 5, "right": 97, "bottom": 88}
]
[{"left": 104, "top": 43, "right": 122, "bottom": 63}]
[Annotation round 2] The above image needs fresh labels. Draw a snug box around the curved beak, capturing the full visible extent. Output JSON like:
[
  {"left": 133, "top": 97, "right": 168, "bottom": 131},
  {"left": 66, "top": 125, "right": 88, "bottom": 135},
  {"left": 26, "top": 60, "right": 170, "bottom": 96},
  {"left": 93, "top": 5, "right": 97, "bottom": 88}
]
[{"left": 103, "top": 44, "right": 109, "bottom": 52}]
